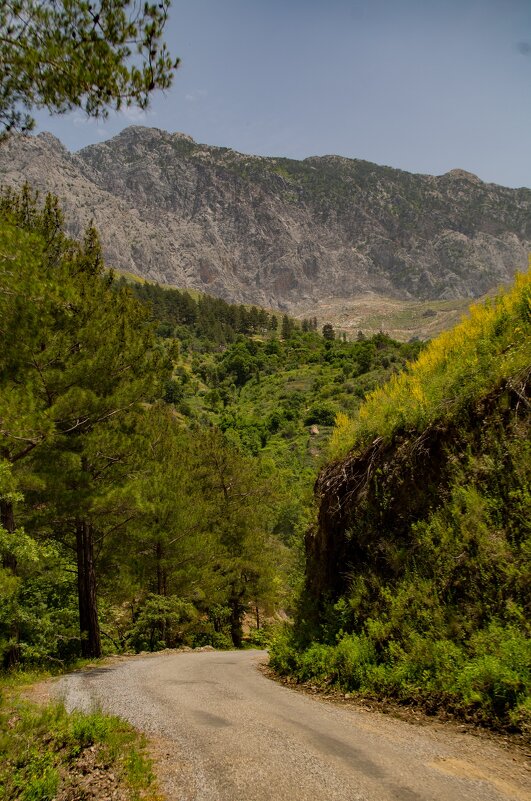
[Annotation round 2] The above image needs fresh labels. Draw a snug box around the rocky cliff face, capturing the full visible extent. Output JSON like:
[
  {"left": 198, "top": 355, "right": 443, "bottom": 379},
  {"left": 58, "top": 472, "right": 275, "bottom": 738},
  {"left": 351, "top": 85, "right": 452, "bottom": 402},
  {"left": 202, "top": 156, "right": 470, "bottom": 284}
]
[{"left": 0, "top": 126, "right": 529, "bottom": 312}]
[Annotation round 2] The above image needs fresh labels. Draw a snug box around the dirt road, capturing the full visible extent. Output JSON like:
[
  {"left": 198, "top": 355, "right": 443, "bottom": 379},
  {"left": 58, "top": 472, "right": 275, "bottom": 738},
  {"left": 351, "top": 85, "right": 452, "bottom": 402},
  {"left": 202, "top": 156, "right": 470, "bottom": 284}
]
[{"left": 55, "top": 649, "right": 529, "bottom": 801}]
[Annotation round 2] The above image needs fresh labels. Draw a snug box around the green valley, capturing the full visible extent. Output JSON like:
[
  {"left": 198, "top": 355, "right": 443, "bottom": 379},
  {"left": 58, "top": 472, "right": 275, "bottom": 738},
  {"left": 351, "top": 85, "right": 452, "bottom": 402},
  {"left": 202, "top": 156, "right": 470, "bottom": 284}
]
[
  {"left": 0, "top": 187, "right": 419, "bottom": 666},
  {"left": 0, "top": 185, "right": 529, "bottom": 742}
]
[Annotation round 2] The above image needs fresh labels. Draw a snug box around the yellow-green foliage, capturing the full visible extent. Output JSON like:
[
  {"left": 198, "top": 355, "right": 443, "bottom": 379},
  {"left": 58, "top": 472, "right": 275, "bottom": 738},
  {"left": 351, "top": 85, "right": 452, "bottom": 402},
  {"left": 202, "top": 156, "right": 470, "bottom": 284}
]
[
  {"left": 289, "top": 269, "right": 531, "bottom": 731},
  {"left": 331, "top": 270, "right": 531, "bottom": 458}
]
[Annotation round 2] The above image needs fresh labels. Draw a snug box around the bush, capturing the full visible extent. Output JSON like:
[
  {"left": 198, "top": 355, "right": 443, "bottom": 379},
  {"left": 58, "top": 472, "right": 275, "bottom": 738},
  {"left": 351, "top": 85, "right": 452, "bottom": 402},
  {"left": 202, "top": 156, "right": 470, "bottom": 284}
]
[
  {"left": 331, "top": 634, "right": 375, "bottom": 689},
  {"left": 244, "top": 626, "right": 274, "bottom": 648},
  {"left": 268, "top": 627, "right": 301, "bottom": 675},
  {"left": 125, "top": 595, "right": 198, "bottom": 652},
  {"left": 296, "top": 642, "right": 334, "bottom": 683},
  {"left": 269, "top": 623, "right": 531, "bottom": 730},
  {"left": 191, "top": 623, "right": 233, "bottom": 650},
  {"left": 304, "top": 403, "right": 336, "bottom": 426}
]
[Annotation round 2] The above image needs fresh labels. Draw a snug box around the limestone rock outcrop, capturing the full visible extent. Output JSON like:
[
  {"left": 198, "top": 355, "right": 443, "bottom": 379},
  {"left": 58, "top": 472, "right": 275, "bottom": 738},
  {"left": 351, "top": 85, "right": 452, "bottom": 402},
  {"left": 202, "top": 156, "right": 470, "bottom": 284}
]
[{"left": 1, "top": 126, "right": 529, "bottom": 312}]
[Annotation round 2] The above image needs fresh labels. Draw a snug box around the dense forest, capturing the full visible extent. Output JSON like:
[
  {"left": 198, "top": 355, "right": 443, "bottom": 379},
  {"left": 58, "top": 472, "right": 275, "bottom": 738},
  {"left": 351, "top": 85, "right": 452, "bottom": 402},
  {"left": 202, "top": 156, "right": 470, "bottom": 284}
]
[{"left": 0, "top": 186, "right": 420, "bottom": 668}]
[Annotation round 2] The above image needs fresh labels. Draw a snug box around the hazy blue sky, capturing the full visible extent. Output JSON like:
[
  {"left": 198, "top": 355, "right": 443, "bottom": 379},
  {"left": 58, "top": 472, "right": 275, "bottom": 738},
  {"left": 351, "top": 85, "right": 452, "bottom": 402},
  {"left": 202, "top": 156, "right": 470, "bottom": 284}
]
[{"left": 35, "top": 0, "right": 531, "bottom": 187}]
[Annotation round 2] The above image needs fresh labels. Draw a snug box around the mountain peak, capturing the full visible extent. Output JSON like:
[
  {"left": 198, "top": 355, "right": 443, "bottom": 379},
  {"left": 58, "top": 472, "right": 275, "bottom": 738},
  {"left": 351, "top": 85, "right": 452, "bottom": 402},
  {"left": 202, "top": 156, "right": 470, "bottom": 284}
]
[
  {"left": 112, "top": 126, "right": 196, "bottom": 145},
  {"left": 36, "top": 131, "right": 68, "bottom": 153},
  {"left": 443, "top": 168, "right": 482, "bottom": 184}
]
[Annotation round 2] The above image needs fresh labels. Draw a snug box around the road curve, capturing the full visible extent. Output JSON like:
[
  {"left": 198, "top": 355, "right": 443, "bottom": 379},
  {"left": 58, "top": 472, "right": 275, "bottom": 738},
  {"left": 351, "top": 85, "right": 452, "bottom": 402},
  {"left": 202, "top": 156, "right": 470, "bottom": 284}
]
[{"left": 55, "top": 650, "right": 529, "bottom": 801}]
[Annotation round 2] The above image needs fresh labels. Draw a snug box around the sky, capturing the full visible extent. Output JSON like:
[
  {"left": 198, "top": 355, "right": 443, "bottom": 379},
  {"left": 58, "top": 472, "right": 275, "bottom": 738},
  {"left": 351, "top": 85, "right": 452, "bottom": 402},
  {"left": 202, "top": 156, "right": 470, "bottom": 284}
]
[{"left": 35, "top": 0, "right": 531, "bottom": 188}]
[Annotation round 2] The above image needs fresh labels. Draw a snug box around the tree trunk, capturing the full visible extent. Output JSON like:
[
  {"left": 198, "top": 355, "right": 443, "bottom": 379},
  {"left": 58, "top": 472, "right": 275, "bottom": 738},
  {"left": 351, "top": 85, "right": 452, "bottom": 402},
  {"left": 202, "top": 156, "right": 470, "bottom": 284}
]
[
  {"left": 229, "top": 587, "right": 245, "bottom": 648},
  {"left": 156, "top": 540, "right": 167, "bottom": 596},
  {"left": 76, "top": 519, "right": 102, "bottom": 658},
  {"left": 1, "top": 499, "right": 20, "bottom": 666},
  {"left": 155, "top": 540, "right": 168, "bottom": 643},
  {"left": 0, "top": 500, "right": 17, "bottom": 571}
]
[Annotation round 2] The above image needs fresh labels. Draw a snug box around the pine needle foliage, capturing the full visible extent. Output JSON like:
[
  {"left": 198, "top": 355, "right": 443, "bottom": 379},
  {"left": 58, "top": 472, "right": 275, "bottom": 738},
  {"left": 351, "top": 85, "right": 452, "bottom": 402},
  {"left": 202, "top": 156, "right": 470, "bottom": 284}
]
[{"left": 0, "top": 0, "right": 179, "bottom": 135}]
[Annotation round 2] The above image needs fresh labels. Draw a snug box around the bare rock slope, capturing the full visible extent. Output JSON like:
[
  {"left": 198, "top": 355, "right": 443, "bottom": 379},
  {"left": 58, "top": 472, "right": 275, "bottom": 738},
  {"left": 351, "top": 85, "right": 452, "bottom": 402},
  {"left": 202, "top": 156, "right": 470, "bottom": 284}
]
[{"left": 1, "top": 127, "right": 529, "bottom": 312}]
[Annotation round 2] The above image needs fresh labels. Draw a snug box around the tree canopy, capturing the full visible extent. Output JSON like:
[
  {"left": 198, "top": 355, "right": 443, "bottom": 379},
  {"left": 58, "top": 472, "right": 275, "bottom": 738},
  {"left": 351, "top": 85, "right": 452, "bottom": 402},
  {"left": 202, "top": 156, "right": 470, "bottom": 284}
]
[
  {"left": 0, "top": 188, "right": 292, "bottom": 660},
  {"left": 0, "top": 0, "right": 179, "bottom": 135}
]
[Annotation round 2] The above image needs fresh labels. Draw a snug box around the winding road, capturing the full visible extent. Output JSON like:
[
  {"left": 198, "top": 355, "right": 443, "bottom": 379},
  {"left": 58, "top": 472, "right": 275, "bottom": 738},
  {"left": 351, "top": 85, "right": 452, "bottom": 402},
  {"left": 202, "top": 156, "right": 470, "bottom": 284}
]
[{"left": 55, "top": 650, "right": 529, "bottom": 801}]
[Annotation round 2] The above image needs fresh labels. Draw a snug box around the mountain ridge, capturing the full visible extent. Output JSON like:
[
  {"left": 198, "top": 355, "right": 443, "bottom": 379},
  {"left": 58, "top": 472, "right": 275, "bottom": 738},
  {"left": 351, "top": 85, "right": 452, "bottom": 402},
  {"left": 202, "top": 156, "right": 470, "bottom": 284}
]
[
  {"left": 78, "top": 128, "right": 513, "bottom": 186},
  {"left": 0, "top": 126, "right": 529, "bottom": 316}
]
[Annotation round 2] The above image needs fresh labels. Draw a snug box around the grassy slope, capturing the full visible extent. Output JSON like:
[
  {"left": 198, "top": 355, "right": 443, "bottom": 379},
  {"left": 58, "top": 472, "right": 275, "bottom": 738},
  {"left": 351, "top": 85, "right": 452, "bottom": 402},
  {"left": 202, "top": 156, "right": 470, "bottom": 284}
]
[
  {"left": 0, "top": 673, "right": 159, "bottom": 801},
  {"left": 294, "top": 294, "right": 478, "bottom": 342}
]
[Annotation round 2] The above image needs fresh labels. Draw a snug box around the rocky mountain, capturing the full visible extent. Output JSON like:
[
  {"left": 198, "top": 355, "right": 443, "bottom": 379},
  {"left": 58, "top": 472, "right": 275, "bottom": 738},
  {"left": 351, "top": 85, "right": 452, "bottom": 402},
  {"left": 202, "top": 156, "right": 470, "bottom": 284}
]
[{"left": 0, "top": 126, "right": 529, "bottom": 315}]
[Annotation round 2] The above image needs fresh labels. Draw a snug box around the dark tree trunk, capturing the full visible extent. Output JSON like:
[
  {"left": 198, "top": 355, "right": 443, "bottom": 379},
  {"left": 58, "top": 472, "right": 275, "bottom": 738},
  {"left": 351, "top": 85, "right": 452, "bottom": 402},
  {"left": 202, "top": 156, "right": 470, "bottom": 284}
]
[
  {"left": 155, "top": 540, "right": 167, "bottom": 643},
  {"left": 229, "top": 587, "right": 245, "bottom": 648},
  {"left": 155, "top": 540, "right": 167, "bottom": 596},
  {"left": 255, "top": 603, "right": 260, "bottom": 630},
  {"left": 1, "top": 500, "right": 17, "bottom": 571},
  {"left": 1, "top": 499, "right": 20, "bottom": 667},
  {"left": 76, "top": 519, "right": 102, "bottom": 658}
]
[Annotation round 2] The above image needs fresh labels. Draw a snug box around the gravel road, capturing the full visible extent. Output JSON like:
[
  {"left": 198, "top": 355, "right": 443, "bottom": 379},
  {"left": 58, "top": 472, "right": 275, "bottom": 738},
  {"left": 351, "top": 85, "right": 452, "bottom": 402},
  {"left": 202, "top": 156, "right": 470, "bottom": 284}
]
[{"left": 54, "top": 649, "right": 529, "bottom": 801}]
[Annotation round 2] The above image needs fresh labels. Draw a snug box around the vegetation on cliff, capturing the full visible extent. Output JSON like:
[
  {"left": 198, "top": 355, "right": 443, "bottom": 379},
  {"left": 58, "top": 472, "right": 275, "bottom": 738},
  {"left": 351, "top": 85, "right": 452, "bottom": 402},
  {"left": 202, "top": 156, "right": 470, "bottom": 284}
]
[
  {"left": 271, "top": 272, "right": 531, "bottom": 732},
  {"left": 2, "top": 126, "right": 530, "bottom": 317}
]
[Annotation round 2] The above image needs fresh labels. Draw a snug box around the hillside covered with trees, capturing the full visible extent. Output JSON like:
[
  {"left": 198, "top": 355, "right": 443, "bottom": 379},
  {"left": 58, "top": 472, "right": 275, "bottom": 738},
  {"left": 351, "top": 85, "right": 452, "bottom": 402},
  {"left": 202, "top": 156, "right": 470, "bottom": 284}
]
[
  {"left": 0, "top": 187, "right": 283, "bottom": 662},
  {"left": 1, "top": 9, "right": 529, "bottom": 801},
  {"left": 1, "top": 186, "right": 529, "bottom": 735},
  {"left": 270, "top": 272, "right": 531, "bottom": 732},
  {"left": 0, "top": 187, "right": 421, "bottom": 669}
]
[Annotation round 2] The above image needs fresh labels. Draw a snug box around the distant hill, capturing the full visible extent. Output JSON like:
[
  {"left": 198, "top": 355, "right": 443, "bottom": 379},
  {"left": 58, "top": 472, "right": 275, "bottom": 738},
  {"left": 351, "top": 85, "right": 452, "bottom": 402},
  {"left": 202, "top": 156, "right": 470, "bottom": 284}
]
[{"left": 0, "top": 127, "right": 529, "bottom": 329}]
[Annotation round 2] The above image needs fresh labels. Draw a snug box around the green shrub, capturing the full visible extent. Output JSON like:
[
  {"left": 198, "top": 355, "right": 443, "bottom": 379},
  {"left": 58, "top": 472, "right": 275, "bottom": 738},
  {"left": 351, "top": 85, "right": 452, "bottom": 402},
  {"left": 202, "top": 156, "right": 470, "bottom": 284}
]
[
  {"left": 296, "top": 642, "right": 334, "bottom": 682},
  {"left": 0, "top": 687, "right": 158, "bottom": 801},
  {"left": 125, "top": 595, "right": 198, "bottom": 652},
  {"left": 244, "top": 626, "right": 275, "bottom": 648},
  {"left": 330, "top": 633, "right": 375, "bottom": 688},
  {"left": 269, "top": 624, "right": 530, "bottom": 730},
  {"left": 304, "top": 403, "right": 336, "bottom": 426},
  {"left": 268, "top": 627, "right": 301, "bottom": 675}
]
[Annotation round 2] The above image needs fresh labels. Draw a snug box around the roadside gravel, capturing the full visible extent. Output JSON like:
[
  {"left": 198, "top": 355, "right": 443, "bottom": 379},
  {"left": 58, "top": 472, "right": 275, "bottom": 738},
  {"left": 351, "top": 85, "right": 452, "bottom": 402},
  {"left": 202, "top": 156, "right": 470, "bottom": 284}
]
[{"left": 53, "top": 650, "right": 530, "bottom": 801}]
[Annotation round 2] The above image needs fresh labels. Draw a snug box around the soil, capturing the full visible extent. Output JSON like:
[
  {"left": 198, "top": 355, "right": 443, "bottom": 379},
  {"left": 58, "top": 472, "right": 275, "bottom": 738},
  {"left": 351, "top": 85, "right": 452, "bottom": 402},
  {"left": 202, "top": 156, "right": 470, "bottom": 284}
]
[{"left": 55, "top": 744, "right": 131, "bottom": 801}]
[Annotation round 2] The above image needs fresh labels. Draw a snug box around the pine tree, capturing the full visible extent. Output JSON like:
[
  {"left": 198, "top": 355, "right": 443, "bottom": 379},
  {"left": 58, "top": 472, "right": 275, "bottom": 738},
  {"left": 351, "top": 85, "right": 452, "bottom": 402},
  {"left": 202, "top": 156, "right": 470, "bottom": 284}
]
[
  {"left": 0, "top": 191, "right": 170, "bottom": 658},
  {"left": 197, "top": 429, "right": 281, "bottom": 647},
  {"left": 0, "top": 0, "right": 179, "bottom": 135},
  {"left": 281, "top": 314, "right": 293, "bottom": 340}
]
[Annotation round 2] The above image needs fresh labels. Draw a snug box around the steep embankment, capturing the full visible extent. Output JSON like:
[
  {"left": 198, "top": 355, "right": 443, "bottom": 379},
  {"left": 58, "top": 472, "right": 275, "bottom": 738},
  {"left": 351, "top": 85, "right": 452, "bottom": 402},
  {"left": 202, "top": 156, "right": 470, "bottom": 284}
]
[
  {"left": 272, "top": 272, "right": 531, "bottom": 732},
  {"left": 0, "top": 127, "right": 529, "bottom": 321}
]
